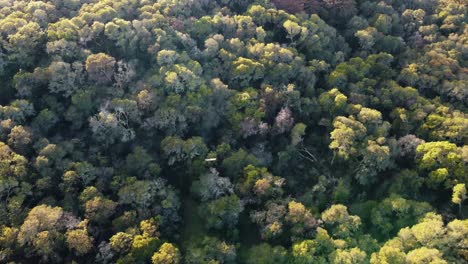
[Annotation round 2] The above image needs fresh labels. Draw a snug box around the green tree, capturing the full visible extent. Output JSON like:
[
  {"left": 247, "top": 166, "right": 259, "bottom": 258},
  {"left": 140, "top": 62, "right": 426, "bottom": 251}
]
[
  {"left": 221, "top": 149, "right": 259, "bottom": 178},
  {"left": 191, "top": 168, "right": 233, "bottom": 202},
  {"left": 291, "top": 239, "right": 327, "bottom": 264},
  {"left": 0, "top": 141, "right": 28, "bottom": 214},
  {"left": 231, "top": 57, "right": 265, "bottom": 86},
  {"left": 186, "top": 236, "right": 236, "bottom": 264},
  {"left": 47, "top": 61, "right": 83, "bottom": 97},
  {"left": 245, "top": 243, "right": 287, "bottom": 264},
  {"left": 370, "top": 195, "right": 432, "bottom": 240},
  {"left": 283, "top": 20, "right": 302, "bottom": 43},
  {"left": 202, "top": 194, "right": 243, "bottom": 230},
  {"left": 161, "top": 136, "right": 208, "bottom": 166},
  {"left": 89, "top": 109, "right": 135, "bottom": 146},
  {"left": 321, "top": 0, "right": 357, "bottom": 25}
]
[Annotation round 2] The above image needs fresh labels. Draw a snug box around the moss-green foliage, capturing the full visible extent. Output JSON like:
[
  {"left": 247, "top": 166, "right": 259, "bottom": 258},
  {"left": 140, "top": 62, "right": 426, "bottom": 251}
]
[{"left": 0, "top": 0, "right": 466, "bottom": 263}]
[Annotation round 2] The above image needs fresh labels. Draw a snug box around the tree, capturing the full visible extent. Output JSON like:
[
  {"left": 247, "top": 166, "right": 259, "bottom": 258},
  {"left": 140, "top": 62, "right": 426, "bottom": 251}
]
[
  {"left": 85, "top": 53, "right": 116, "bottom": 85},
  {"left": 157, "top": 50, "right": 179, "bottom": 66},
  {"left": 329, "top": 116, "right": 366, "bottom": 159},
  {"left": 291, "top": 240, "right": 326, "bottom": 264},
  {"left": 47, "top": 61, "right": 83, "bottom": 97},
  {"left": 2, "top": 21, "right": 45, "bottom": 67},
  {"left": 370, "top": 195, "right": 432, "bottom": 240},
  {"left": 117, "top": 178, "right": 180, "bottom": 226},
  {"left": 231, "top": 57, "right": 265, "bottom": 87},
  {"left": 32, "top": 109, "right": 59, "bottom": 134},
  {"left": 372, "top": 212, "right": 467, "bottom": 263},
  {"left": 201, "top": 194, "right": 243, "bottom": 230},
  {"left": 357, "top": 107, "right": 382, "bottom": 131},
  {"left": 125, "top": 146, "right": 159, "bottom": 176},
  {"left": 452, "top": 184, "right": 466, "bottom": 216},
  {"left": 245, "top": 243, "right": 287, "bottom": 264},
  {"left": 7, "top": 125, "right": 32, "bottom": 154},
  {"left": 110, "top": 232, "right": 134, "bottom": 255},
  {"left": 329, "top": 248, "right": 367, "bottom": 264},
  {"left": 416, "top": 141, "right": 466, "bottom": 188},
  {"left": 237, "top": 165, "right": 285, "bottom": 199},
  {"left": 89, "top": 109, "right": 135, "bottom": 146},
  {"left": 17, "top": 205, "right": 65, "bottom": 261},
  {"left": 274, "top": 107, "right": 295, "bottom": 134},
  {"left": 144, "top": 107, "right": 188, "bottom": 136},
  {"left": 444, "top": 219, "right": 468, "bottom": 262},
  {"left": 186, "top": 236, "right": 236, "bottom": 264},
  {"left": 355, "top": 27, "right": 378, "bottom": 51},
  {"left": 283, "top": 20, "right": 302, "bottom": 43},
  {"left": 321, "top": 0, "right": 357, "bottom": 24},
  {"left": 191, "top": 169, "right": 233, "bottom": 202},
  {"left": 387, "top": 170, "right": 424, "bottom": 199},
  {"left": 66, "top": 162, "right": 96, "bottom": 187},
  {"left": 421, "top": 106, "right": 468, "bottom": 144},
  {"left": 129, "top": 233, "right": 160, "bottom": 262},
  {"left": 272, "top": 0, "right": 306, "bottom": 14},
  {"left": 152, "top": 243, "right": 181, "bottom": 264},
  {"left": 374, "top": 14, "right": 393, "bottom": 34},
  {"left": 85, "top": 196, "right": 117, "bottom": 224},
  {"left": 355, "top": 140, "right": 393, "bottom": 185},
  {"left": 0, "top": 225, "right": 19, "bottom": 261},
  {"left": 161, "top": 62, "right": 203, "bottom": 94},
  {"left": 291, "top": 123, "right": 307, "bottom": 146},
  {"left": 110, "top": 218, "right": 162, "bottom": 262},
  {"left": 287, "top": 201, "right": 318, "bottom": 240},
  {"left": 370, "top": 245, "right": 406, "bottom": 264},
  {"left": 397, "top": 135, "right": 425, "bottom": 159},
  {"left": 253, "top": 171, "right": 285, "bottom": 199},
  {"left": 0, "top": 0, "right": 466, "bottom": 262},
  {"left": 221, "top": 149, "right": 259, "bottom": 178},
  {"left": 401, "top": 9, "right": 426, "bottom": 35},
  {"left": 250, "top": 201, "right": 287, "bottom": 240},
  {"left": 104, "top": 19, "right": 140, "bottom": 57},
  {"left": 319, "top": 88, "right": 348, "bottom": 118},
  {"left": 161, "top": 136, "right": 208, "bottom": 166},
  {"left": 406, "top": 247, "right": 447, "bottom": 264},
  {"left": 410, "top": 213, "right": 445, "bottom": 247},
  {"left": 0, "top": 141, "right": 28, "bottom": 208},
  {"left": 65, "top": 90, "right": 96, "bottom": 130},
  {"left": 66, "top": 220, "right": 93, "bottom": 256},
  {"left": 321, "top": 204, "right": 361, "bottom": 239},
  {"left": 0, "top": 100, "right": 35, "bottom": 124}
]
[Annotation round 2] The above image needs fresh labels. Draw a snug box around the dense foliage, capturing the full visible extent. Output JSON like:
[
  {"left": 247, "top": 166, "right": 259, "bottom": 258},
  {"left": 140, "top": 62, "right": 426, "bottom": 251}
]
[{"left": 0, "top": 0, "right": 466, "bottom": 263}]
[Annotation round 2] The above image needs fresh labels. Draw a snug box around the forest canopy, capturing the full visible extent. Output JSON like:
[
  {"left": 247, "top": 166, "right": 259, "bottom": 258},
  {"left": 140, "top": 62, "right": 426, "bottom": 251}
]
[{"left": 0, "top": 0, "right": 466, "bottom": 263}]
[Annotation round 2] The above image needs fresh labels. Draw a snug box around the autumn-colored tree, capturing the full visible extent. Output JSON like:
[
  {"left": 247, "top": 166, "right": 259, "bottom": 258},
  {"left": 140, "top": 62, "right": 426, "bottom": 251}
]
[{"left": 85, "top": 53, "right": 116, "bottom": 85}]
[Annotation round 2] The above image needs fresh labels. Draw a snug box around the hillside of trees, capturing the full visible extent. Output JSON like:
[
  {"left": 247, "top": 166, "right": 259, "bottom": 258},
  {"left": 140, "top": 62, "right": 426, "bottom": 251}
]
[{"left": 0, "top": 0, "right": 466, "bottom": 263}]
